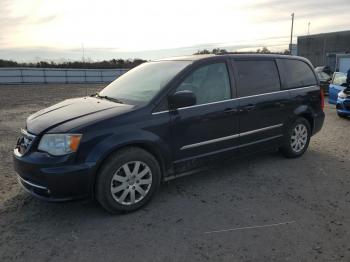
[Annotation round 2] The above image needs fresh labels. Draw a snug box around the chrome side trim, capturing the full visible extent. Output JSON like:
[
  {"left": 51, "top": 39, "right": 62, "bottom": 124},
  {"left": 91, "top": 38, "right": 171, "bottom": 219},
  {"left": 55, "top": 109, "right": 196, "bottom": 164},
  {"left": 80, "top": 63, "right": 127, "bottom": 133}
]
[
  {"left": 152, "top": 85, "right": 318, "bottom": 115},
  {"left": 152, "top": 110, "right": 169, "bottom": 115},
  {"left": 174, "top": 134, "right": 283, "bottom": 164},
  {"left": 178, "top": 98, "right": 234, "bottom": 111},
  {"left": 17, "top": 176, "right": 47, "bottom": 190},
  {"left": 151, "top": 97, "right": 234, "bottom": 115},
  {"left": 181, "top": 133, "right": 240, "bottom": 150},
  {"left": 180, "top": 123, "right": 283, "bottom": 150},
  {"left": 239, "top": 124, "right": 283, "bottom": 137}
]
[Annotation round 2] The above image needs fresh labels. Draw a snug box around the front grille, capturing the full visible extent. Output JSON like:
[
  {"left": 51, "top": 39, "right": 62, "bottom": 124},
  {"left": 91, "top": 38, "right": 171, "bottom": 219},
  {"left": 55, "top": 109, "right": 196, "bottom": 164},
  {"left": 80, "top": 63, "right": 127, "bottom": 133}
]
[{"left": 15, "top": 129, "right": 36, "bottom": 156}]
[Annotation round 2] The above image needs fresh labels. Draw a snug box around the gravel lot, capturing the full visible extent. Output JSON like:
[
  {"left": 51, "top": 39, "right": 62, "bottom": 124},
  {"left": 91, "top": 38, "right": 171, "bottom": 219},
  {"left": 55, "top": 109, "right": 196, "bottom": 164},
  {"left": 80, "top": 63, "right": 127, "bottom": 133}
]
[{"left": 0, "top": 84, "right": 349, "bottom": 262}]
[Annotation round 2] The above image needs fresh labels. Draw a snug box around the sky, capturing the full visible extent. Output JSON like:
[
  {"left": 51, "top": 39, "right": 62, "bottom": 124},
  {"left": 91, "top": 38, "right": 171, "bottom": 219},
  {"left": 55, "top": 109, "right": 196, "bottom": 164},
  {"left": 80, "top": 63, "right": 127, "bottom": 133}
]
[{"left": 1, "top": 0, "right": 350, "bottom": 62}]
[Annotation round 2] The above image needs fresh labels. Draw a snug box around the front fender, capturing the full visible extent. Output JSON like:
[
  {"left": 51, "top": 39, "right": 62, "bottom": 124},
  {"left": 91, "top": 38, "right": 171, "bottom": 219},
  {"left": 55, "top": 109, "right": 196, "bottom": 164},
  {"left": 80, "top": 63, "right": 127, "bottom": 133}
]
[{"left": 85, "top": 129, "right": 172, "bottom": 174}]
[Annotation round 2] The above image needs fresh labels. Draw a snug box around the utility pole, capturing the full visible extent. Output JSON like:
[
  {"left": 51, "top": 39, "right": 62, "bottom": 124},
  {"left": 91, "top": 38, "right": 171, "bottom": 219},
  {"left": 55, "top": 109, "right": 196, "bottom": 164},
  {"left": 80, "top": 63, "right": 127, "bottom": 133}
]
[
  {"left": 81, "top": 43, "right": 85, "bottom": 62},
  {"left": 81, "top": 42, "right": 87, "bottom": 96},
  {"left": 307, "top": 22, "right": 310, "bottom": 35},
  {"left": 289, "top": 13, "right": 294, "bottom": 54}
]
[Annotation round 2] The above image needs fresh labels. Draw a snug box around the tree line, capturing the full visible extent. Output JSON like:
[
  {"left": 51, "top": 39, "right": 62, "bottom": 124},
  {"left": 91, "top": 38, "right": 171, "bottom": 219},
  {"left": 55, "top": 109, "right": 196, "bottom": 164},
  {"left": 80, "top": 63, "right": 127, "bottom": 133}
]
[
  {"left": 0, "top": 58, "right": 146, "bottom": 69},
  {"left": 194, "top": 47, "right": 290, "bottom": 55},
  {"left": 0, "top": 47, "right": 290, "bottom": 68}
]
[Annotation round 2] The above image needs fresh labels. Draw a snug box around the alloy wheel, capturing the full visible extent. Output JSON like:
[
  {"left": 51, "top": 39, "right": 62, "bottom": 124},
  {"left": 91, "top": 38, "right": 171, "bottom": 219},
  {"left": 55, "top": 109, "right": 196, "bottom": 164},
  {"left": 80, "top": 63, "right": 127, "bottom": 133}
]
[
  {"left": 110, "top": 161, "right": 152, "bottom": 205},
  {"left": 290, "top": 124, "right": 308, "bottom": 153}
]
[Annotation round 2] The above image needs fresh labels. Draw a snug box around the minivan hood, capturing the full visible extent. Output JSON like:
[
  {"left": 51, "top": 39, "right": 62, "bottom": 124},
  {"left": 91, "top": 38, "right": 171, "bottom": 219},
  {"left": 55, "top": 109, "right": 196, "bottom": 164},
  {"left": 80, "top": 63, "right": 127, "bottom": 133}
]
[{"left": 26, "top": 97, "right": 133, "bottom": 135}]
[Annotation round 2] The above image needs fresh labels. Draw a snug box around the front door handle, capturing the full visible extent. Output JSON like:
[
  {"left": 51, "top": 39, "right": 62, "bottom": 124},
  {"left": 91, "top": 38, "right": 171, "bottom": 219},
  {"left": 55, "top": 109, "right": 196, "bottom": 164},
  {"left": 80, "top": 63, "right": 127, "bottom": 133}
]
[
  {"left": 241, "top": 104, "right": 256, "bottom": 111},
  {"left": 224, "top": 108, "right": 238, "bottom": 113}
]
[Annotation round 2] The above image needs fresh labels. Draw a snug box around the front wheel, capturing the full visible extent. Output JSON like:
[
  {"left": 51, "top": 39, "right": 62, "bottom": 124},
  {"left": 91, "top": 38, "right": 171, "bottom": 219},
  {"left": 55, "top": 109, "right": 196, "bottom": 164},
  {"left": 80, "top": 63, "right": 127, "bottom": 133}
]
[
  {"left": 96, "top": 147, "right": 161, "bottom": 213},
  {"left": 280, "top": 118, "right": 311, "bottom": 158}
]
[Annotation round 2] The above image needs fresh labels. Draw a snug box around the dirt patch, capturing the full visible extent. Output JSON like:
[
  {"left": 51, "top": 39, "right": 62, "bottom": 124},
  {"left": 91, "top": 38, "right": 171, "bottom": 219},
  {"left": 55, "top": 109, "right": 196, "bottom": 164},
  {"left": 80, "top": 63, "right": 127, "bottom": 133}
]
[{"left": 0, "top": 84, "right": 104, "bottom": 205}]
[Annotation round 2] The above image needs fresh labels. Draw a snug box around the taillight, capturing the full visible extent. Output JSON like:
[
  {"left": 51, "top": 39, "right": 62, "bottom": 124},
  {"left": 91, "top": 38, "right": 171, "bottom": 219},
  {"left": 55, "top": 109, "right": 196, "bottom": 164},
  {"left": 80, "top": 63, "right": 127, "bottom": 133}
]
[{"left": 320, "top": 88, "right": 324, "bottom": 111}]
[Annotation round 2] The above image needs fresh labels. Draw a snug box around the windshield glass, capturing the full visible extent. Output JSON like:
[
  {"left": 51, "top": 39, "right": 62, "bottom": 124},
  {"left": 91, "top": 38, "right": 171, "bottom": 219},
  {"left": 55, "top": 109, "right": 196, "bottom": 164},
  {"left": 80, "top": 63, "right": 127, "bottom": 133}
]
[{"left": 99, "top": 61, "right": 191, "bottom": 104}]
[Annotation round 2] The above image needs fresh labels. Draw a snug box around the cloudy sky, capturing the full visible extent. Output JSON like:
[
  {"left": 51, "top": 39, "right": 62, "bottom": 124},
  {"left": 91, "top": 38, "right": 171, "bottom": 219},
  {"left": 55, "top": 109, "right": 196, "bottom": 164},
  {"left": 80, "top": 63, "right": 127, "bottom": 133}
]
[{"left": 1, "top": 0, "right": 349, "bottom": 61}]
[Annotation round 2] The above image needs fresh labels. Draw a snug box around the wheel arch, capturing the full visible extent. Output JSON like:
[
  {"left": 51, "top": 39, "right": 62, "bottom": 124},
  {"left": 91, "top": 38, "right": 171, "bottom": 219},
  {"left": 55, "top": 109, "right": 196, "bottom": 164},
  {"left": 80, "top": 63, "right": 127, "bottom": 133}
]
[
  {"left": 292, "top": 106, "right": 314, "bottom": 134},
  {"left": 297, "top": 112, "right": 314, "bottom": 133},
  {"left": 89, "top": 139, "right": 172, "bottom": 199}
]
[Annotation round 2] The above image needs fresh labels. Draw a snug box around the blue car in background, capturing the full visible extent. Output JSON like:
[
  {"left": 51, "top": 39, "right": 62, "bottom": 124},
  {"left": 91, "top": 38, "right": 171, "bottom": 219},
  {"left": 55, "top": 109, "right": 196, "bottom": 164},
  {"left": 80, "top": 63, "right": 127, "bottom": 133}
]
[{"left": 328, "top": 72, "right": 350, "bottom": 118}]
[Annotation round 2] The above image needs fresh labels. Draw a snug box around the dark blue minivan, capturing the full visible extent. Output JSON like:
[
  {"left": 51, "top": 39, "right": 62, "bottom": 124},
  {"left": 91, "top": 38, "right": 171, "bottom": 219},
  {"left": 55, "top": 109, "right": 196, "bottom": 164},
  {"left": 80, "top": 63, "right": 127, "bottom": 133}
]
[{"left": 13, "top": 54, "right": 325, "bottom": 213}]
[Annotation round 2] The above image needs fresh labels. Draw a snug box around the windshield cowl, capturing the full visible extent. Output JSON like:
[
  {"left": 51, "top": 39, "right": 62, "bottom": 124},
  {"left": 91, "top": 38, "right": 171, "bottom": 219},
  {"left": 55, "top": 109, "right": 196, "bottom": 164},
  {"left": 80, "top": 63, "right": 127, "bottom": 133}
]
[{"left": 94, "top": 93, "right": 124, "bottom": 104}]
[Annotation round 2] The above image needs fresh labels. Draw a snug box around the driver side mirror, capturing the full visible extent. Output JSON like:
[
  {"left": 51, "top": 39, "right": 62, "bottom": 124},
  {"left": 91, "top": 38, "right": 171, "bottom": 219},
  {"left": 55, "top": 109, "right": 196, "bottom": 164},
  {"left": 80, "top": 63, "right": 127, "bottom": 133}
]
[{"left": 168, "top": 90, "right": 196, "bottom": 110}]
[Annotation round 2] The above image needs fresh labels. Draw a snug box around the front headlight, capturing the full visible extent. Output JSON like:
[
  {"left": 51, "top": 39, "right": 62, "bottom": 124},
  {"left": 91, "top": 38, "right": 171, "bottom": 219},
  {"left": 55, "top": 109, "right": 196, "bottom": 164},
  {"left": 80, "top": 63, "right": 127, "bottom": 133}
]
[
  {"left": 38, "top": 134, "right": 82, "bottom": 156},
  {"left": 338, "top": 91, "right": 348, "bottom": 99}
]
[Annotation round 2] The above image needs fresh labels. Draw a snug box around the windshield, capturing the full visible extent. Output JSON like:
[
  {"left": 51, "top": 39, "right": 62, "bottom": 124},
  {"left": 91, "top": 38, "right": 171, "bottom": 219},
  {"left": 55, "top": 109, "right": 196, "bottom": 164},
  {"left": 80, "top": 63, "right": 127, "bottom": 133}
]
[{"left": 99, "top": 61, "right": 191, "bottom": 104}]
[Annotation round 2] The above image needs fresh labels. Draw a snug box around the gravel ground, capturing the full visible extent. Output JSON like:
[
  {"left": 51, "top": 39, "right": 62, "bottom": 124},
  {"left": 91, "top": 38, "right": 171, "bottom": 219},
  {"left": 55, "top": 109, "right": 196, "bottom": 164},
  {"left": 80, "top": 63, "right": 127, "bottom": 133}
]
[{"left": 0, "top": 84, "right": 349, "bottom": 262}]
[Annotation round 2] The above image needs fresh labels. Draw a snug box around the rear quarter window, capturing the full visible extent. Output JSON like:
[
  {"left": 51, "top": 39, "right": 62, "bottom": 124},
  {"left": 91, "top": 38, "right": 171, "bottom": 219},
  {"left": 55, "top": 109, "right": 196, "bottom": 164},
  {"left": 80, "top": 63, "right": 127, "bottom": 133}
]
[
  {"left": 277, "top": 59, "right": 317, "bottom": 89},
  {"left": 234, "top": 60, "right": 281, "bottom": 97}
]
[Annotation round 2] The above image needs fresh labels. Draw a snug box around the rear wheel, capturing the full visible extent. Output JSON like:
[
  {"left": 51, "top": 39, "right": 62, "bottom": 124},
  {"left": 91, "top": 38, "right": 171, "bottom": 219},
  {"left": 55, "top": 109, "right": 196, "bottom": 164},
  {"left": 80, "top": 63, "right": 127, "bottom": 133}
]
[
  {"left": 96, "top": 147, "right": 161, "bottom": 213},
  {"left": 280, "top": 118, "right": 311, "bottom": 158}
]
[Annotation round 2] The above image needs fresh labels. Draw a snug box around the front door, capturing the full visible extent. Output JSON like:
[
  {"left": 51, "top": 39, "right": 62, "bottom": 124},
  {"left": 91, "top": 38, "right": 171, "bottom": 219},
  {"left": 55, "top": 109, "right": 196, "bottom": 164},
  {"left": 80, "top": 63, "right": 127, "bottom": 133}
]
[{"left": 169, "top": 60, "right": 240, "bottom": 169}]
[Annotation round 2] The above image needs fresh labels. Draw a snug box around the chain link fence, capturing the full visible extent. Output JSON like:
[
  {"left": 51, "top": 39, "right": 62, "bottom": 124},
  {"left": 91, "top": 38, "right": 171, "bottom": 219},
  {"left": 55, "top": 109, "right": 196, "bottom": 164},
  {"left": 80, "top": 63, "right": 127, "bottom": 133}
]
[{"left": 0, "top": 68, "right": 128, "bottom": 84}]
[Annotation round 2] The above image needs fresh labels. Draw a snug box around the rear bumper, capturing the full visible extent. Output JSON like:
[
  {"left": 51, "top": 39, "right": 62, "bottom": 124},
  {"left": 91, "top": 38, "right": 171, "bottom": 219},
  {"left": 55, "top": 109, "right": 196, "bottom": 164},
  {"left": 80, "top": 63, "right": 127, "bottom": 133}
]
[
  {"left": 312, "top": 111, "right": 325, "bottom": 135},
  {"left": 13, "top": 149, "right": 96, "bottom": 201}
]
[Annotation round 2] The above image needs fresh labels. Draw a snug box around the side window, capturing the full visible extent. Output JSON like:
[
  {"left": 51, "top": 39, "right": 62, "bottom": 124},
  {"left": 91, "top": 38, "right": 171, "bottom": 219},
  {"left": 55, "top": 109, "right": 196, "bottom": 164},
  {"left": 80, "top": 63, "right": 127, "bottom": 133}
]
[
  {"left": 234, "top": 60, "right": 281, "bottom": 97},
  {"left": 277, "top": 59, "right": 317, "bottom": 89},
  {"left": 176, "top": 63, "right": 231, "bottom": 105}
]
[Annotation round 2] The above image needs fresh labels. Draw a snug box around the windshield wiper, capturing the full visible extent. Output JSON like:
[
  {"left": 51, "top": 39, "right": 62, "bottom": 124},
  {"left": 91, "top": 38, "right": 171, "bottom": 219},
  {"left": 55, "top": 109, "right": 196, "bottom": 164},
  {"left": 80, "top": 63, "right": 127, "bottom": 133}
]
[{"left": 94, "top": 93, "right": 124, "bottom": 104}]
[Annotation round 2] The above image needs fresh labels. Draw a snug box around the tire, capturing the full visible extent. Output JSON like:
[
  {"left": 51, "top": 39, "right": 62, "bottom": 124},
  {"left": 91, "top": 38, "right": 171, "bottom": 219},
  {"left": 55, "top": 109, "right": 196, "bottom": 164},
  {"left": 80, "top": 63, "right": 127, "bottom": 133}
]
[
  {"left": 280, "top": 118, "right": 311, "bottom": 158},
  {"left": 96, "top": 147, "right": 161, "bottom": 214}
]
